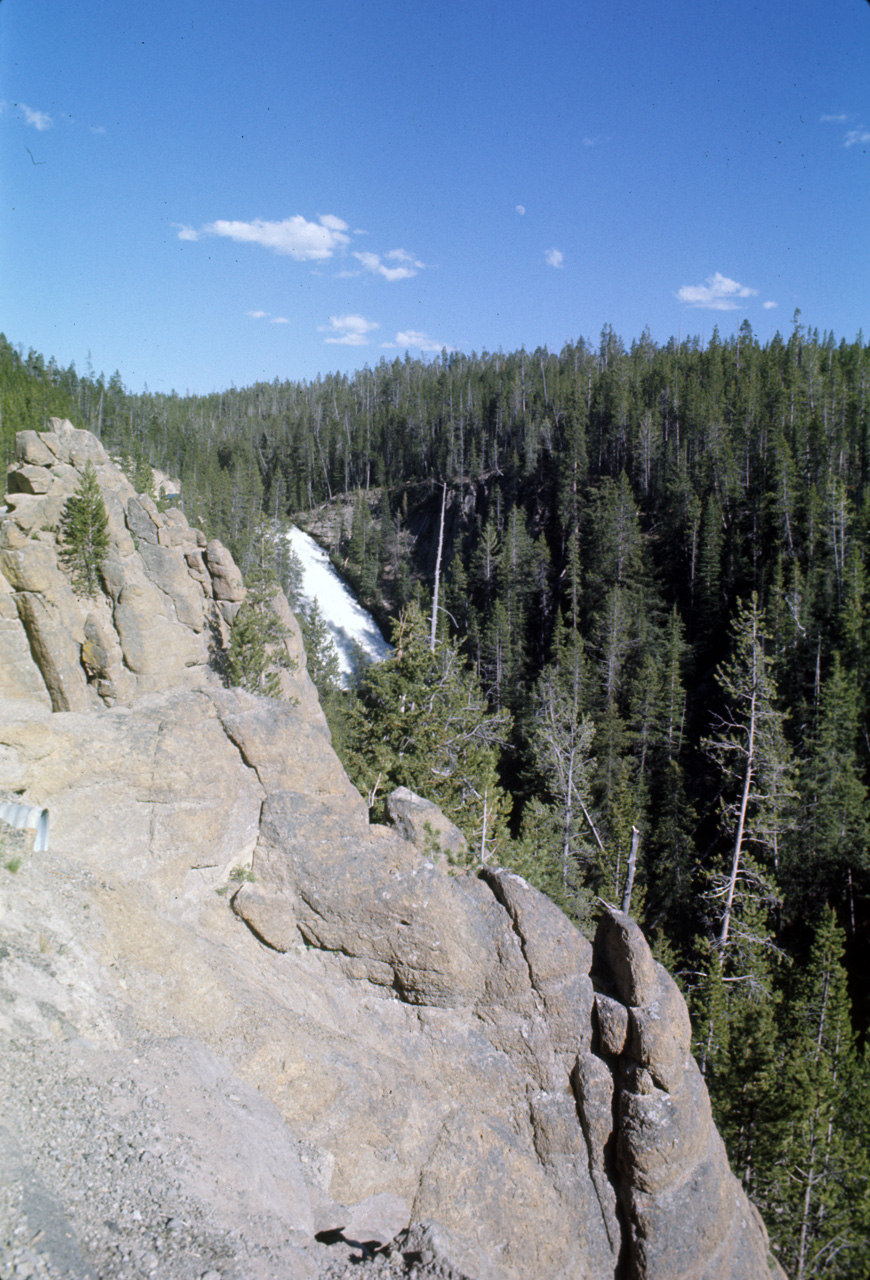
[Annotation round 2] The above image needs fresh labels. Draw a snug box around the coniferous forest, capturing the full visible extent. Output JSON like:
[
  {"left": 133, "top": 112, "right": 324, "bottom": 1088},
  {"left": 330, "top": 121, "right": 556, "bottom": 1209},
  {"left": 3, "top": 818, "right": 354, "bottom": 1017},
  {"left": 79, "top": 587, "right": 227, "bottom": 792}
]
[{"left": 3, "top": 319, "right": 870, "bottom": 1276}]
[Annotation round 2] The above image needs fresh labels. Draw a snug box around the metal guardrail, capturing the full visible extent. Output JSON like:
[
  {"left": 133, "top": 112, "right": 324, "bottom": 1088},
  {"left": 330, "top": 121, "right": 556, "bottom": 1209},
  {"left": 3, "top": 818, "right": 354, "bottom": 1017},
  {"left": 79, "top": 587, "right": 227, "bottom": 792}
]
[{"left": 0, "top": 802, "right": 50, "bottom": 852}]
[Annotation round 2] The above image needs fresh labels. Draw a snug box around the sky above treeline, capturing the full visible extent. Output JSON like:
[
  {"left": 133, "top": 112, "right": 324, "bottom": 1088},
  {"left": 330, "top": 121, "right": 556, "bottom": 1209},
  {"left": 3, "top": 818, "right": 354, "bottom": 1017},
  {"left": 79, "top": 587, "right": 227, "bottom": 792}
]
[{"left": 1, "top": 0, "right": 868, "bottom": 395}]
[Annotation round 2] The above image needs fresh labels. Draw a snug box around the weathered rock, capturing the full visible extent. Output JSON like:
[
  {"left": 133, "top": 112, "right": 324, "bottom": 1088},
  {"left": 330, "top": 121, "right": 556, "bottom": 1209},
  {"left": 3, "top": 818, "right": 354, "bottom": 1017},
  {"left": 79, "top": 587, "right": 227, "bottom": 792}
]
[
  {"left": 126, "top": 493, "right": 161, "bottom": 545},
  {"left": 592, "top": 908, "right": 785, "bottom": 1280},
  {"left": 0, "top": 571, "right": 51, "bottom": 706},
  {"left": 14, "top": 429, "right": 56, "bottom": 466},
  {"left": 595, "top": 991, "right": 630, "bottom": 1056},
  {"left": 6, "top": 463, "right": 54, "bottom": 494},
  {"left": 387, "top": 786, "right": 469, "bottom": 861},
  {"left": 39, "top": 416, "right": 111, "bottom": 467},
  {"left": 81, "top": 605, "right": 137, "bottom": 703},
  {"left": 205, "top": 538, "right": 246, "bottom": 601},
  {"left": 9, "top": 589, "right": 91, "bottom": 712},
  {"left": 0, "top": 427, "right": 782, "bottom": 1280},
  {"left": 314, "top": 1191, "right": 410, "bottom": 1246}
]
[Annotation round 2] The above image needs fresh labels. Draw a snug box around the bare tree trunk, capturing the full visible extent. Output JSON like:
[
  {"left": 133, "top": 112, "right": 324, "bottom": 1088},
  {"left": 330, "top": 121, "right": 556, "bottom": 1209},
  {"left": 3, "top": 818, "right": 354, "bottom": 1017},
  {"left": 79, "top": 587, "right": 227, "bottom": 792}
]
[
  {"left": 719, "top": 688, "right": 757, "bottom": 949},
  {"left": 621, "top": 826, "right": 641, "bottom": 914},
  {"left": 430, "top": 482, "right": 447, "bottom": 652}
]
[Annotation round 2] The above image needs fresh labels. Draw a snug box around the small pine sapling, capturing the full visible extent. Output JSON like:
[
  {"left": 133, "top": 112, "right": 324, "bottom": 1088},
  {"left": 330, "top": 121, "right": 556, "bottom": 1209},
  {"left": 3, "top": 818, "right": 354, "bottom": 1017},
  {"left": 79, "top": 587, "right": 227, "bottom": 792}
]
[{"left": 58, "top": 460, "right": 110, "bottom": 597}]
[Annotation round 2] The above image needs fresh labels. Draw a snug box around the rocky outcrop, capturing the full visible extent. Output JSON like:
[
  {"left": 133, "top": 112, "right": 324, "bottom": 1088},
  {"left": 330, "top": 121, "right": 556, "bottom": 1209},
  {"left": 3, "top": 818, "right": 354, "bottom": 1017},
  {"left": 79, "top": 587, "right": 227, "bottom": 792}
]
[
  {"left": 386, "top": 785, "right": 469, "bottom": 861},
  {"left": 0, "top": 428, "right": 783, "bottom": 1280},
  {"left": 0, "top": 419, "right": 315, "bottom": 715}
]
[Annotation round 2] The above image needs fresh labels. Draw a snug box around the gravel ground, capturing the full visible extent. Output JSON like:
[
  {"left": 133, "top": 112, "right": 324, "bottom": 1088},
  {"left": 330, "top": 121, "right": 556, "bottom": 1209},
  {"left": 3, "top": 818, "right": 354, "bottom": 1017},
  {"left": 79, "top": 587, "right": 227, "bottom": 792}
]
[
  {"left": 0, "top": 815, "right": 471, "bottom": 1280},
  {"left": 0, "top": 1026, "right": 466, "bottom": 1280}
]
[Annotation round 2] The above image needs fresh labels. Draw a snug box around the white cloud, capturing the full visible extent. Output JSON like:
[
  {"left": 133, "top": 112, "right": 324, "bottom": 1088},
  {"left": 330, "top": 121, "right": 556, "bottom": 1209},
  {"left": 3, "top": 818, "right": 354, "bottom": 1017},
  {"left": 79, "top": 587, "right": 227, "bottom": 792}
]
[
  {"left": 677, "top": 272, "right": 758, "bottom": 311},
  {"left": 845, "top": 129, "right": 870, "bottom": 148},
  {"left": 181, "top": 213, "right": 350, "bottom": 260},
  {"left": 318, "top": 314, "right": 379, "bottom": 346},
  {"left": 820, "top": 113, "right": 848, "bottom": 123},
  {"left": 392, "top": 330, "right": 454, "bottom": 354},
  {"left": 353, "top": 248, "right": 425, "bottom": 281},
  {"left": 271, "top": 316, "right": 289, "bottom": 324},
  {"left": 545, "top": 248, "right": 564, "bottom": 268},
  {"left": 763, "top": 300, "right": 778, "bottom": 310},
  {"left": 247, "top": 310, "right": 268, "bottom": 319},
  {"left": 90, "top": 124, "right": 107, "bottom": 136},
  {"left": 19, "top": 103, "right": 53, "bottom": 131},
  {"left": 176, "top": 225, "right": 201, "bottom": 241},
  {"left": 516, "top": 204, "right": 526, "bottom": 215},
  {"left": 582, "top": 135, "right": 604, "bottom": 147}
]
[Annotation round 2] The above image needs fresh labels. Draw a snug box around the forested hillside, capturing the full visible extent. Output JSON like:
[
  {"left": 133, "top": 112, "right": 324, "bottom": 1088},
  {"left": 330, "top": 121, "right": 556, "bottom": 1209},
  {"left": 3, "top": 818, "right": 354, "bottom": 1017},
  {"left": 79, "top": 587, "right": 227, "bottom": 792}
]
[{"left": 3, "top": 320, "right": 870, "bottom": 1275}]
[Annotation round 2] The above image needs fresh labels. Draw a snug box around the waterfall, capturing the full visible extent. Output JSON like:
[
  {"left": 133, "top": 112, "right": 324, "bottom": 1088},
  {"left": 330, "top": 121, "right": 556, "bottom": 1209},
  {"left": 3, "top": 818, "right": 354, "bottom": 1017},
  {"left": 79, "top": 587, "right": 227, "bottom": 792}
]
[{"left": 286, "top": 526, "right": 390, "bottom": 687}]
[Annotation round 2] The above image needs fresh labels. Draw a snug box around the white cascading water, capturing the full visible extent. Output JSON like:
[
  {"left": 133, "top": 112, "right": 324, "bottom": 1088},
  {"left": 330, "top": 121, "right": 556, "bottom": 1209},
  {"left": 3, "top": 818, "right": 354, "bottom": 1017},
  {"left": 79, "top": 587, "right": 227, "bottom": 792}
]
[{"left": 286, "top": 526, "right": 391, "bottom": 687}]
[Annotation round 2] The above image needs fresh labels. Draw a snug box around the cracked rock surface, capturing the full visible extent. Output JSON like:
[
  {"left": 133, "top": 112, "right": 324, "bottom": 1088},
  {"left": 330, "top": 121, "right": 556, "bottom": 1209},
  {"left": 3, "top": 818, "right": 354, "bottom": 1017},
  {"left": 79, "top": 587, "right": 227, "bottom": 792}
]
[{"left": 1, "top": 427, "right": 783, "bottom": 1280}]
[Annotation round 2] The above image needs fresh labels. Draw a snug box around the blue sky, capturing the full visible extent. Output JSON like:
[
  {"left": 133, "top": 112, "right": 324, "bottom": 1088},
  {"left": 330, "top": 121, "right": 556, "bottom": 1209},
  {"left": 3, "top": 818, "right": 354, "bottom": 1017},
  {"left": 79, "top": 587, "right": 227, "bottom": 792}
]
[{"left": 1, "top": 0, "right": 868, "bottom": 394}]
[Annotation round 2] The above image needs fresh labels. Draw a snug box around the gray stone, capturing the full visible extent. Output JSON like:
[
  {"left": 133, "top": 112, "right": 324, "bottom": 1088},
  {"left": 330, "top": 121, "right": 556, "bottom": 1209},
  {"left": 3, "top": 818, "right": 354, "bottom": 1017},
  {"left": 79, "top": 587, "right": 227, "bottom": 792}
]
[
  {"left": 593, "top": 908, "right": 783, "bottom": 1280},
  {"left": 6, "top": 465, "right": 53, "bottom": 495},
  {"left": 0, "top": 428, "right": 783, "bottom": 1280},
  {"left": 0, "top": 576, "right": 51, "bottom": 706},
  {"left": 387, "top": 786, "right": 469, "bottom": 861},
  {"left": 42, "top": 418, "right": 111, "bottom": 467},
  {"left": 14, "top": 430, "right": 55, "bottom": 466},
  {"left": 205, "top": 539, "right": 246, "bottom": 602},
  {"left": 125, "top": 496, "right": 160, "bottom": 546},
  {"left": 595, "top": 992, "right": 629, "bottom": 1057}
]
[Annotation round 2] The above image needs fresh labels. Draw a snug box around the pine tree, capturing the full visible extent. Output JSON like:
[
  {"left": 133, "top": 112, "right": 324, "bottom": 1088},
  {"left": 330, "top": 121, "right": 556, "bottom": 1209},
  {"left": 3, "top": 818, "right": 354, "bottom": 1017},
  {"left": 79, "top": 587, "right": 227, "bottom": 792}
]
[
  {"left": 58, "top": 460, "right": 110, "bottom": 596},
  {"left": 764, "top": 909, "right": 870, "bottom": 1279},
  {"left": 789, "top": 654, "right": 869, "bottom": 929},
  {"left": 299, "top": 598, "right": 342, "bottom": 698},
  {"left": 226, "top": 523, "right": 295, "bottom": 698},
  {"left": 343, "top": 603, "right": 512, "bottom": 862},
  {"left": 516, "top": 623, "right": 600, "bottom": 921},
  {"left": 704, "top": 594, "right": 795, "bottom": 951}
]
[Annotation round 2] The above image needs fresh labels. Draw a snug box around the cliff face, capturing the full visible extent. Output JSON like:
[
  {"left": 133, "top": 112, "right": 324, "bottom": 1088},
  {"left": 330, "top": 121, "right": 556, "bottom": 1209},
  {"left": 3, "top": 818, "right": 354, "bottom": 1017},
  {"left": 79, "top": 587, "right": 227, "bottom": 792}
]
[{"left": 0, "top": 424, "right": 783, "bottom": 1280}]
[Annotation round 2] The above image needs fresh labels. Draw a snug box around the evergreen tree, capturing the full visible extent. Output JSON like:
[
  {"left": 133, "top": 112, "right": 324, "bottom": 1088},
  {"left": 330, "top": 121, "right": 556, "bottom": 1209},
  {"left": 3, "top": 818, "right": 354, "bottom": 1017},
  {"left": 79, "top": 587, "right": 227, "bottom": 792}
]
[
  {"left": 704, "top": 594, "right": 795, "bottom": 951},
  {"left": 344, "top": 603, "right": 511, "bottom": 862},
  {"left": 764, "top": 909, "right": 870, "bottom": 1279},
  {"left": 515, "top": 623, "right": 601, "bottom": 922},
  {"left": 226, "top": 523, "right": 295, "bottom": 698},
  {"left": 58, "top": 460, "right": 110, "bottom": 596},
  {"left": 788, "top": 654, "right": 869, "bottom": 930},
  {"left": 298, "top": 598, "right": 342, "bottom": 698}
]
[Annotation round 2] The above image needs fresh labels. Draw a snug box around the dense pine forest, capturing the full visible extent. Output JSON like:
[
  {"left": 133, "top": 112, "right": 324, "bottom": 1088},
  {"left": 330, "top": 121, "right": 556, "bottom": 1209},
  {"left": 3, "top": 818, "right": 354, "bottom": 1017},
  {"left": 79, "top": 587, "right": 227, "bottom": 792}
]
[{"left": 3, "top": 320, "right": 870, "bottom": 1275}]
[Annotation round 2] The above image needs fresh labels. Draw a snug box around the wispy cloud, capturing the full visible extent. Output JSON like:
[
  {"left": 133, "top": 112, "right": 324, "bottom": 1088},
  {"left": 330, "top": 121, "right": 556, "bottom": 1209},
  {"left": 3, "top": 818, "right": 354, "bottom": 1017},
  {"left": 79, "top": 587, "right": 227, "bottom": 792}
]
[
  {"left": 582, "top": 135, "right": 605, "bottom": 147},
  {"left": 179, "top": 213, "right": 350, "bottom": 261},
  {"left": 763, "top": 300, "right": 778, "bottom": 311},
  {"left": 819, "top": 113, "right": 870, "bottom": 149},
  {"left": 318, "top": 314, "right": 379, "bottom": 346},
  {"left": 3, "top": 101, "right": 54, "bottom": 130},
  {"left": 516, "top": 204, "right": 526, "bottom": 216},
  {"left": 246, "top": 309, "right": 289, "bottom": 325},
  {"left": 677, "top": 272, "right": 758, "bottom": 311},
  {"left": 545, "top": 248, "right": 564, "bottom": 269},
  {"left": 353, "top": 248, "right": 425, "bottom": 281},
  {"left": 383, "top": 330, "right": 455, "bottom": 354},
  {"left": 89, "top": 124, "right": 107, "bottom": 136}
]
